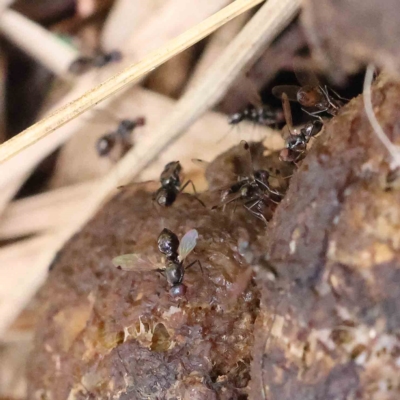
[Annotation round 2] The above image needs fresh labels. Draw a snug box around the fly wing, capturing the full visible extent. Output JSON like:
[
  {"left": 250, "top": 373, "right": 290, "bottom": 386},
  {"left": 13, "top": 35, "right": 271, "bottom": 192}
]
[
  {"left": 243, "top": 77, "right": 263, "bottom": 108},
  {"left": 112, "top": 253, "right": 160, "bottom": 271},
  {"left": 281, "top": 93, "right": 295, "bottom": 135},
  {"left": 294, "top": 68, "right": 320, "bottom": 88},
  {"left": 272, "top": 85, "right": 301, "bottom": 102},
  {"left": 178, "top": 229, "right": 199, "bottom": 261}
]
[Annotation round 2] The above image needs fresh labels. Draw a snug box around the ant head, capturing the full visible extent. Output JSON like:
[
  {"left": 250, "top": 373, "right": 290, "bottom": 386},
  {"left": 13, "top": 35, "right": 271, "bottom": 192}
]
[
  {"left": 302, "top": 120, "right": 323, "bottom": 138},
  {"left": 297, "top": 86, "right": 322, "bottom": 108},
  {"left": 120, "top": 119, "right": 136, "bottom": 131},
  {"left": 135, "top": 116, "right": 146, "bottom": 127},
  {"left": 254, "top": 169, "right": 270, "bottom": 183},
  {"left": 158, "top": 228, "right": 179, "bottom": 256},
  {"left": 68, "top": 57, "right": 92, "bottom": 75},
  {"left": 107, "top": 50, "right": 123, "bottom": 62},
  {"left": 96, "top": 134, "right": 115, "bottom": 156}
]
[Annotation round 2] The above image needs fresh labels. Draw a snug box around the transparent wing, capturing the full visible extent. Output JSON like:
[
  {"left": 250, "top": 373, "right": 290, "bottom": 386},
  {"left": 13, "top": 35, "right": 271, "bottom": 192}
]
[
  {"left": 294, "top": 68, "right": 320, "bottom": 88},
  {"left": 243, "top": 77, "right": 263, "bottom": 108},
  {"left": 112, "top": 253, "right": 160, "bottom": 271},
  {"left": 272, "top": 85, "right": 301, "bottom": 102},
  {"left": 281, "top": 93, "right": 295, "bottom": 135},
  {"left": 178, "top": 229, "right": 199, "bottom": 261}
]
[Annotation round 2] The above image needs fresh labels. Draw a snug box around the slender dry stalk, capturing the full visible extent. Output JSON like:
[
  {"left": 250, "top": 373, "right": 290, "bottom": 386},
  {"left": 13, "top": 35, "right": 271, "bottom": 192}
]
[
  {"left": 185, "top": 11, "right": 250, "bottom": 92},
  {"left": 108, "top": 0, "right": 300, "bottom": 188},
  {"left": 0, "top": 9, "right": 79, "bottom": 78},
  {"left": 0, "top": 0, "right": 298, "bottom": 337},
  {"left": 124, "top": 0, "right": 232, "bottom": 57},
  {"left": 50, "top": 86, "right": 282, "bottom": 187},
  {"left": 101, "top": 0, "right": 164, "bottom": 51},
  {"left": 0, "top": 0, "right": 243, "bottom": 207},
  {"left": 0, "top": 173, "right": 29, "bottom": 216},
  {"left": 0, "top": 233, "right": 59, "bottom": 336},
  {"left": 0, "top": 181, "right": 96, "bottom": 239},
  {"left": 363, "top": 65, "right": 400, "bottom": 169},
  {"left": 0, "top": 0, "right": 263, "bottom": 163},
  {"left": 0, "top": 47, "right": 6, "bottom": 144}
]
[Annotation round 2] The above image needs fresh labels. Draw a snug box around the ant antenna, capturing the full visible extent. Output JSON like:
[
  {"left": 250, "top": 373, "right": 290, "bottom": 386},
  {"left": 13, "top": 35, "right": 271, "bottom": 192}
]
[{"left": 363, "top": 64, "right": 400, "bottom": 170}]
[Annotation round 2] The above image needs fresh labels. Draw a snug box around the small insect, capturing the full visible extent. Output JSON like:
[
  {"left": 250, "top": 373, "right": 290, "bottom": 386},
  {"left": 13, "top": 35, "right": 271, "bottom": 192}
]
[
  {"left": 212, "top": 141, "right": 283, "bottom": 225},
  {"left": 153, "top": 161, "right": 205, "bottom": 207},
  {"left": 229, "top": 81, "right": 284, "bottom": 127},
  {"left": 112, "top": 228, "right": 199, "bottom": 297},
  {"left": 279, "top": 92, "right": 323, "bottom": 163},
  {"left": 69, "top": 49, "right": 123, "bottom": 75},
  {"left": 272, "top": 68, "right": 344, "bottom": 117},
  {"left": 228, "top": 104, "right": 283, "bottom": 127},
  {"left": 96, "top": 116, "right": 146, "bottom": 158}
]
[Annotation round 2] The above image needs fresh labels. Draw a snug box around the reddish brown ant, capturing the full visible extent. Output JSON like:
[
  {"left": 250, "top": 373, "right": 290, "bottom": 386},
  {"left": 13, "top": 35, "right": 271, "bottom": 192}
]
[
  {"left": 153, "top": 161, "right": 205, "bottom": 208},
  {"left": 113, "top": 228, "right": 200, "bottom": 298},
  {"left": 212, "top": 141, "right": 283, "bottom": 225},
  {"left": 279, "top": 93, "right": 323, "bottom": 163},
  {"left": 272, "top": 69, "right": 345, "bottom": 117},
  {"left": 96, "top": 116, "right": 146, "bottom": 158}
]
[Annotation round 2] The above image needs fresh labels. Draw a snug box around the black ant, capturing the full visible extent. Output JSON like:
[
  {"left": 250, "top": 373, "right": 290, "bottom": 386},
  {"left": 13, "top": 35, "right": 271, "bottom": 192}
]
[
  {"left": 96, "top": 116, "right": 146, "bottom": 158},
  {"left": 228, "top": 83, "right": 284, "bottom": 127},
  {"left": 69, "top": 49, "right": 123, "bottom": 75},
  {"left": 272, "top": 68, "right": 345, "bottom": 117},
  {"left": 212, "top": 141, "right": 283, "bottom": 225},
  {"left": 228, "top": 104, "right": 283, "bottom": 127},
  {"left": 153, "top": 161, "right": 205, "bottom": 207},
  {"left": 112, "top": 228, "right": 199, "bottom": 298},
  {"left": 279, "top": 93, "right": 323, "bottom": 163}
]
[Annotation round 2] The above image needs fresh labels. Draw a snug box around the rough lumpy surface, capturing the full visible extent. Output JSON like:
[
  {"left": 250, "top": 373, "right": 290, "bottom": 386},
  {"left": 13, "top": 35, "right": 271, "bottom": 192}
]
[
  {"left": 250, "top": 76, "right": 400, "bottom": 400},
  {"left": 27, "top": 186, "right": 264, "bottom": 400}
]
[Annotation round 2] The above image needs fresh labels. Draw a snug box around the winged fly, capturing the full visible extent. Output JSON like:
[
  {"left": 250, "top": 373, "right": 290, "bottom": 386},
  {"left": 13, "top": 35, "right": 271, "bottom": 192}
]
[
  {"left": 153, "top": 161, "right": 205, "bottom": 207},
  {"left": 112, "top": 228, "right": 199, "bottom": 298},
  {"left": 96, "top": 116, "right": 146, "bottom": 158},
  {"left": 279, "top": 92, "right": 323, "bottom": 163},
  {"left": 69, "top": 49, "right": 123, "bottom": 75},
  {"left": 212, "top": 141, "right": 283, "bottom": 225},
  {"left": 272, "top": 68, "right": 344, "bottom": 117}
]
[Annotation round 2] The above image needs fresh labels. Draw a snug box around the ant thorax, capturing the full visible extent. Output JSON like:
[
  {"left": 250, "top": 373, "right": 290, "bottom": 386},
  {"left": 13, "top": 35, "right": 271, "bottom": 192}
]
[{"left": 165, "top": 260, "right": 184, "bottom": 286}]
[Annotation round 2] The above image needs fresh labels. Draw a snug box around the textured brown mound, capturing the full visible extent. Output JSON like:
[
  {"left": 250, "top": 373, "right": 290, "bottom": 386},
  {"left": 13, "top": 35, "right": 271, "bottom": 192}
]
[
  {"left": 250, "top": 75, "right": 400, "bottom": 400},
  {"left": 28, "top": 76, "right": 400, "bottom": 400},
  {"left": 27, "top": 182, "right": 269, "bottom": 399}
]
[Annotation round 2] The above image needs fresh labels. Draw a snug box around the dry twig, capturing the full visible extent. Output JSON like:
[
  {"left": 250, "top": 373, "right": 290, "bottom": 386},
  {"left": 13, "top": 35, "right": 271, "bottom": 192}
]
[
  {"left": 0, "top": 0, "right": 264, "bottom": 163},
  {"left": 0, "top": 9, "right": 78, "bottom": 78}
]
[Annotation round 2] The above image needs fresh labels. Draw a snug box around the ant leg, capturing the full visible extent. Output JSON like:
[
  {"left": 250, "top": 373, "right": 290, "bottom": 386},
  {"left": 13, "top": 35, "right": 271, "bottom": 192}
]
[
  {"left": 244, "top": 199, "right": 268, "bottom": 225},
  {"left": 156, "top": 268, "right": 166, "bottom": 278},
  {"left": 180, "top": 180, "right": 206, "bottom": 207},
  {"left": 301, "top": 108, "right": 327, "bottom": 118},
  {"left": 185, "top": 259, "right": 203, "bottom": 275},
  {"left": 255, "top": 179, "right": 283, "bottom": 197},
  {"left": 325, "top": 85, "right": 350, "bottom": 102}
]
